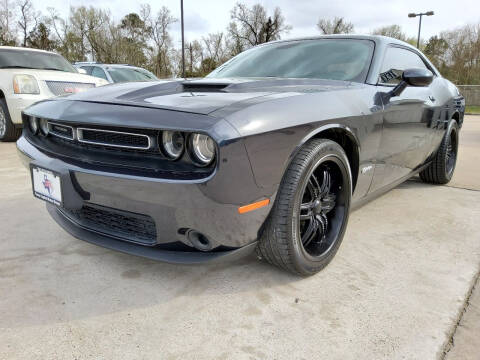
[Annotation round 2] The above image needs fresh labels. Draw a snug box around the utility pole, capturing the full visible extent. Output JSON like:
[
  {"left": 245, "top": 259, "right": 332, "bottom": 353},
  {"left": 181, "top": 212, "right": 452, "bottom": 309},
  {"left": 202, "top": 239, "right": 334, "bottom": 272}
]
[
  {"left": 408, "top": 11, "right": 434, "bottom": 48},
  {"left": 181, "top": 0, "right": 185, "bottom": 78}
]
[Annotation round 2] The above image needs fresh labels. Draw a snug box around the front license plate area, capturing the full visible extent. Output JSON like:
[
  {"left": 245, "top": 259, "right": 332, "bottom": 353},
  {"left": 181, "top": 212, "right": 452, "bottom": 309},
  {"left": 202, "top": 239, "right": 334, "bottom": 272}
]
[{"left": 31, "top": 166, "right": 63, "bottom": 206}]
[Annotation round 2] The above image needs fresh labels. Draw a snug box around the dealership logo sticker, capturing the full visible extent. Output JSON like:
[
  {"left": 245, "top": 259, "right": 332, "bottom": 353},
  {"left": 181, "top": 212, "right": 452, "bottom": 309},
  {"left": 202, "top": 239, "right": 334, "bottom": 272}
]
[
  {"left": 42, "top": 174, "right": 54, "bottom": 195},
  {"left": 64, "top": 87, "right": 88, "bottom": 94}
]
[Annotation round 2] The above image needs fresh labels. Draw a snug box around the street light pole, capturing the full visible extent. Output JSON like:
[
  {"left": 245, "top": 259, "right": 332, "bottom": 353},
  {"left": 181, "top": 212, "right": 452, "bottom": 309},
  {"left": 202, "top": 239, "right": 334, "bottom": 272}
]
[
  {"left": 181, "top": 0, "right": 185, "bottom": 78},
  {"left": 408, "top": 11, "right": 434, "bottom": 48}
]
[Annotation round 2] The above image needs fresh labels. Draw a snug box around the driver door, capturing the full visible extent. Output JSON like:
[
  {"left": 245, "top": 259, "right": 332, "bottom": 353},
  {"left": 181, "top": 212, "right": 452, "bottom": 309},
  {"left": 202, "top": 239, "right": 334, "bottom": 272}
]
[{"left": 369, "top": 45, "right": 437, "bottom": 192}]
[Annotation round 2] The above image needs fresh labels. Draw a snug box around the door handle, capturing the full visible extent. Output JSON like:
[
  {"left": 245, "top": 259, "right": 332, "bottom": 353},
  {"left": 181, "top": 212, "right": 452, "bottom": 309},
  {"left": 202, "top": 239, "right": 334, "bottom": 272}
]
[{"left": 429, "top": 95, "right": 436, "bottom": 102}]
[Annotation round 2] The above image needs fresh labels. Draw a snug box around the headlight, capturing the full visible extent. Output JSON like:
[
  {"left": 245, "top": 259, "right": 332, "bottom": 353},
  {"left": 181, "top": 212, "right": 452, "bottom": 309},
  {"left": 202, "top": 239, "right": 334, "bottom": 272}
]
[
  {"left": 160, "top": 131, "right": 184, "bottom": 160},
  {"left": 29, "top": 117, "right": 39, "bottom": 134},
  {"left": 190, "top": 133, "right": 215, "bottom": 166},
  {"left": 39, "top": 118, "right": 49, "bottom": 135},
  {"left": 13, "top": 75, "right": 40, "bottom": 94}
]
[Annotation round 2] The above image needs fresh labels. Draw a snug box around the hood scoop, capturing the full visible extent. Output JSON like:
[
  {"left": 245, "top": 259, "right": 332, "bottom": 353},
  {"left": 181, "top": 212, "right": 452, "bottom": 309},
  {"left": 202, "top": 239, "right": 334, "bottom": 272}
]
[{"left": 182, "top": 82, "right": 229, "bottom": 93}]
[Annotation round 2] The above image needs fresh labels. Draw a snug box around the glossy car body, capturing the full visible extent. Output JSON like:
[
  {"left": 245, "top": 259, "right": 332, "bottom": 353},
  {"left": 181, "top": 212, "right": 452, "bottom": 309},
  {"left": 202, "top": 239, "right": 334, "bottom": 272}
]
[{"left": 17, "top": 35, "right": 465, "bottom": 264}]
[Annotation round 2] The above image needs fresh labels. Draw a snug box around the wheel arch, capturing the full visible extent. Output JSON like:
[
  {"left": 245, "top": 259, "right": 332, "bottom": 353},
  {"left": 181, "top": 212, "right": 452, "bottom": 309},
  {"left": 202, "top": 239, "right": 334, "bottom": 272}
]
[
  {"left": 291, "top": 124, "right": 360, "bottom": 192},
  {"left": 452, "top": 111, "right": 460, "bottom": 125}
]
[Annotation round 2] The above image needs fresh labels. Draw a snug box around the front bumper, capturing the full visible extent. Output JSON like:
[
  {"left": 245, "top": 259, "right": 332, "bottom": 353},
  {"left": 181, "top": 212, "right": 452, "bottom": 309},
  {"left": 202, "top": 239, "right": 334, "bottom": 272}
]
[{"left": 17, "top": 136, "right": 272, "bottom": 263}]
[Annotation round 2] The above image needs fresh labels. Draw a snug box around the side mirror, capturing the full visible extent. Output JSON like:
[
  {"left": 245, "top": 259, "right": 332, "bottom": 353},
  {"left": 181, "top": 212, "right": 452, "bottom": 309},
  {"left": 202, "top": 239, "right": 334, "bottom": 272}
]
[
  {"left": 402, "top": 68, "right": 434, "bottom": 87},
  {"left": 77, "top": 68, "right": 87, "bottom": 75},
  {"left": 390, "top": 68, "right": 434, "bottom": 97}
]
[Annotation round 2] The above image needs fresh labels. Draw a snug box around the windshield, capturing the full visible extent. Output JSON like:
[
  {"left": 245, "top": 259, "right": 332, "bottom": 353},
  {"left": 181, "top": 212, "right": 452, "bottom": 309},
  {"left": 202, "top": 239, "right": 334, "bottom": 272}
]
[
  {"left": 0, "top": 49, "right": 77, "bottom": 73},
  {"left": 208, "top": 39, "right": 374, "bottom": 83},
  {"left": 107, "top": 67, "right": 158, "bottom": 83}
]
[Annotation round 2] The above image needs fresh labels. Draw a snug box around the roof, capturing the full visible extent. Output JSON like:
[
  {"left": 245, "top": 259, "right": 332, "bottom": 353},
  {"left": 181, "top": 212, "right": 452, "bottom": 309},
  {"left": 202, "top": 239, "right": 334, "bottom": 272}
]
[
  {"left": 0, "top": 46, "right": 56, "bottom": 54},
  {"left": 74, "top": 63, "right": 140, "bottom": 69},
  {"left": 269, "top": 34, "right": 417, "bottom": 50}
]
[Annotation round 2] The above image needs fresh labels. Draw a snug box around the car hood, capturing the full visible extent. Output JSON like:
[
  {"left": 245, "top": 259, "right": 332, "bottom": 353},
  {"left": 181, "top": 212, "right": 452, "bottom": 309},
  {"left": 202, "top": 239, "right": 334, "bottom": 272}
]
[
  {"left": 55, "top": 77, "right": 359, "bottom": 115},
  {"left": 0, "top": 68, "right": 108, "bottom": 86}
]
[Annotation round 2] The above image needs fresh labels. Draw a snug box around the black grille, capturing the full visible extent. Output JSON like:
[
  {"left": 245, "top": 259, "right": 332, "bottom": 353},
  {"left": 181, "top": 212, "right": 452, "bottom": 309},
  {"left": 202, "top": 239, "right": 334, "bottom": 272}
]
[
  {"left": 78, "top": 128, "right": 150, "bottom": 149},
  {"left": 61, "top": 204, "right": 157, "bottom": 245},
  {"left": 24, "top": 119, "right": 216, "bottom": 180}
]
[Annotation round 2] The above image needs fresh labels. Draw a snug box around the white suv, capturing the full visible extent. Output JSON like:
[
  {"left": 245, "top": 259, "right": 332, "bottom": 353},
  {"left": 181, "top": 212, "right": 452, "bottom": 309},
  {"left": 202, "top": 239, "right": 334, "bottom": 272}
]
[{"left": 0, "top": 47, "right": 108, "bottom": 141}]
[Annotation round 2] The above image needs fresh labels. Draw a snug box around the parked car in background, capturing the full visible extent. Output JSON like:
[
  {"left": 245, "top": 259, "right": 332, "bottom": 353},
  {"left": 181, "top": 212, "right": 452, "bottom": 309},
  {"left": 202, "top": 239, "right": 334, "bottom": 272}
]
[
  {"left": 0, "top": 47, "right": 108, "bottom": 142},
  {"left": 74, "top": 63, "right": 159, "bottom": 84}
]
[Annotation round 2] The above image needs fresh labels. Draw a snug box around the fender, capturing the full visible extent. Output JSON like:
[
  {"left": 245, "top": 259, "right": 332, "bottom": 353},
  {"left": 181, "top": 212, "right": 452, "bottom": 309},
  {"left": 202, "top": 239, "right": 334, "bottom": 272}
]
[
  {"left": 285, "top": 123, "right": 361, "bottom": 191},
  {"left": 291, "top": 123, "right": 360, "bottom": 161}
]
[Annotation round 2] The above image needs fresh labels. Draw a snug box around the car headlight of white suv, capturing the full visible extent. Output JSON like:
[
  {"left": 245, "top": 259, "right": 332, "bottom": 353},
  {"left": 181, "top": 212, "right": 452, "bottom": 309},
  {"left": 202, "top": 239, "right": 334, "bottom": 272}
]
[{"left": 13, "top": 74, "right": 40, "bottom": 94}]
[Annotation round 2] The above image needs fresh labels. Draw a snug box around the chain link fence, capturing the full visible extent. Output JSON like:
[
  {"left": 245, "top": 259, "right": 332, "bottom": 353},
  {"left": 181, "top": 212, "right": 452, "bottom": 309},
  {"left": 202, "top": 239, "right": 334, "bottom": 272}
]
[{"left": 457, "top": 85, "right": 480, "bottom": 106}]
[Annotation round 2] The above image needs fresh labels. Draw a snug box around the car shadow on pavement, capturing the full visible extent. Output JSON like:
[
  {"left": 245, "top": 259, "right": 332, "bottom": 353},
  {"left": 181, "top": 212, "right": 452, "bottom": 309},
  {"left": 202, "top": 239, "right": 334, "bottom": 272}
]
[
  {"left": 0, "top": 175, "right": 456, "bottom": 329},
  {"left": 0, "top": 201, "right": 305, "bottom": 328}
]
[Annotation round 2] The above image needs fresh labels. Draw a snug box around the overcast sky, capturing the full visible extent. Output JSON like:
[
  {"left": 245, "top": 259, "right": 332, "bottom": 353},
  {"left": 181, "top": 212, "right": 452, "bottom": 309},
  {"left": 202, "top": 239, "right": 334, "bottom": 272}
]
[{"left": 34, "top": 0, "right": 480, "bottom": 45}]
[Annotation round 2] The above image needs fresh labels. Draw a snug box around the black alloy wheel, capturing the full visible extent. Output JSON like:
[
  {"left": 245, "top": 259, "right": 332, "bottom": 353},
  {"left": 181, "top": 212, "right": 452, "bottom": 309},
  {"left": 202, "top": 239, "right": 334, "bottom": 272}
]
[
  {"left": 298, "top": 160, "right": 345, "bottom": 258},
  {"left": 445, "top": 128, "right": 457, "bottom": 177},
  {"left": 257, "top": 139, "right": 352, "bottom": 276},
  {"left": 420, "top": 119, "right": 459, "bottom": 185}
]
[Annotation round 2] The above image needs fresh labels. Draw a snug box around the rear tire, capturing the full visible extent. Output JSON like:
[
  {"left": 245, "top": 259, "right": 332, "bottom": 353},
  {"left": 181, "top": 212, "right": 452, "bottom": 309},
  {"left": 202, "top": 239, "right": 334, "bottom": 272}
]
[
  {"left": 256, "top": 139, "right": 352, "bottom": 276},
  {"left": 420, "top": 120, "right": 459, "bottom": 185},
  {"left": 0, "top": 98, "right": 21, "bottom": 142}
]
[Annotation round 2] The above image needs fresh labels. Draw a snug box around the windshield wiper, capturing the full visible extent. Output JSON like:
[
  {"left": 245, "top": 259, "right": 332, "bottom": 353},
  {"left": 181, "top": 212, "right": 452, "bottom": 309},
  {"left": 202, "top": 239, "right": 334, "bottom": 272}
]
[
  {"left": 0, "top": 66, "right": 69, "bottom": 72},
  {"left": 0, "top": 65, "right": 34, "bottom": 69},
  {"left": 41, "top": 67, "right": 69, "bottom": 72}
]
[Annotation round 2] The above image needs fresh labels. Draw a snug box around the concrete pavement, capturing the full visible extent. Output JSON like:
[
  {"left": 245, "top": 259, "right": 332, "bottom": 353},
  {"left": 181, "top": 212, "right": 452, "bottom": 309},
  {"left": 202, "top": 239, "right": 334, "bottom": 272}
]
[{"left": 0, "top": 116, "right": 479, "bottom": 359}]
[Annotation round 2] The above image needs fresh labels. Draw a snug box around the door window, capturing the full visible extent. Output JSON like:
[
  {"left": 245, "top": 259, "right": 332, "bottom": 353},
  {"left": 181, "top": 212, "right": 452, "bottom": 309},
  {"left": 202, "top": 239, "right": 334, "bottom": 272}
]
[
  {"left": 80, "top": 66, "right": 93, "bottom": 75},
  {"left": 91, "top": 67, "right": 108, "bottom": 81},
  {"left": 379, "top": 47, "right": 428, "bottom": 85}
]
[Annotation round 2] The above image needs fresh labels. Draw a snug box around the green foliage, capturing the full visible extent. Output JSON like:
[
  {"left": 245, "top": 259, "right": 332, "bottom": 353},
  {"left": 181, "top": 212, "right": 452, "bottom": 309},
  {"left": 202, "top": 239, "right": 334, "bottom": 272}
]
[
  {"left": 372, "top": 24, "right": 407, "bottom": 41},
  {"left": 424, "top": 36, "right": 448, "bottom": 69},
  {"left": 439, "top": 24, "right": 480, "bottom": 85},
  {"left": 465, "top": 106, "right": 480, "bottom": 114},
  {"left": 27, "top": 22, "right": 57, "bottom": 51}
]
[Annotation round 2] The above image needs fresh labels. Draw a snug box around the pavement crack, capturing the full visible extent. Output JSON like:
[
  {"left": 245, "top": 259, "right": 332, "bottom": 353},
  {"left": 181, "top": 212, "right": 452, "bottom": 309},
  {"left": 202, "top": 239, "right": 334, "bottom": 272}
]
[
  {"left": 445, "top": 185, "right": 480, "bottom": 192},
  {"left": 440, "top": 267, "right": 480, "bottom": 359}
]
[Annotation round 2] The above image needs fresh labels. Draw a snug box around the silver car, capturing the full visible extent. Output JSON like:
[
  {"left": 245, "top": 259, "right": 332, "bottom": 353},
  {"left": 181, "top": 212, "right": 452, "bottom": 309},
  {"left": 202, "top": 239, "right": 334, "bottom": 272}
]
[{"left": 74, "top": 63, "right": 158, "bottom": 84}]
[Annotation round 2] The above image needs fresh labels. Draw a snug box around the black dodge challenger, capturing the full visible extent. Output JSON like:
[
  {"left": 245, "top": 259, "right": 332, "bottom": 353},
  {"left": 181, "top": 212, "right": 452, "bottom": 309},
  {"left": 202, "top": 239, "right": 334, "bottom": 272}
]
[{"left": 17, "top": 35, "right": 464, "bottom": 275}]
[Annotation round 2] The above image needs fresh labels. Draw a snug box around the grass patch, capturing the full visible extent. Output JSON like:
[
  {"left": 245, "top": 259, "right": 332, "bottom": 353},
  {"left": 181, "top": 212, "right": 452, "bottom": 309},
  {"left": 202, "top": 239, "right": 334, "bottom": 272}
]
[{"left": 466, "top": 106, "right": 480, "bottom": 114}]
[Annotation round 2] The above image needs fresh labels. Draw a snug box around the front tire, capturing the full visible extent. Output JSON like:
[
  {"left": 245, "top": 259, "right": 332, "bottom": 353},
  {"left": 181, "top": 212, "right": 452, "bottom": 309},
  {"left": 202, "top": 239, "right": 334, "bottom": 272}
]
[
  {"left": 0, "top": 98, "right": 21, "bottom": 142},
  {"left": 257, "top": 139, "right": 352, "bottom": 276},
  {"left": 420, "top": 119, "right": 459, "bottom": 185}
]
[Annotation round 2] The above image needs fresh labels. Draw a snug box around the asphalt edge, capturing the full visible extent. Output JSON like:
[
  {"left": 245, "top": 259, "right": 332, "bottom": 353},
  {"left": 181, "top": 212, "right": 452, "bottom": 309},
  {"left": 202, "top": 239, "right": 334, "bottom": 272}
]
[{"left": 439, "top": 267, "right": 480, "bottom": 359}]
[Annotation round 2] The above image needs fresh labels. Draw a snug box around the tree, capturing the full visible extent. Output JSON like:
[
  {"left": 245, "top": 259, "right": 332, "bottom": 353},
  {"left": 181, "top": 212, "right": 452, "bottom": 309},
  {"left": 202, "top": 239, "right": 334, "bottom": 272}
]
[
  {"left": 121, "top": 13, "right": 146, "bottom": 39},
  {"left": 17, "top": 0, "right": 39, "bottom": 47},
  {"left": 201, "top": 32, "right": 229, "bottom": 74},
  {"left": 371, "top": 24, "right": 419, "bottom": 47},
  {"left": 424, "top": 36, "right": 448, "bottom": 69},
  {"left": 317, "top": 17, "right": 354, "bottom": 34},
  {"left": 141, "top": 4, "right": 177, "bottom": 77},
  {"left": 184, "top": 39, "right": 203, "bottom": 77},
  {"left": 371, "top": 24, "right": 405, "bottom": 40},
  {"left": 118, "top": 13, "right": 148, "bottom": 66},
  {"left": 47, "top": 7, "right": 84, "bottom": 61},
  {"left": 228, "top": 3, "right": 291, "bottom": 54},
  {"left": 0, "top": 0, "right": 17, "bottom": 45},
  {"left": 440, "top": 23, "right": 480, "bottom": 84},
  {"left": 28, "top": 22, "right": 56, "bottom": 50}
]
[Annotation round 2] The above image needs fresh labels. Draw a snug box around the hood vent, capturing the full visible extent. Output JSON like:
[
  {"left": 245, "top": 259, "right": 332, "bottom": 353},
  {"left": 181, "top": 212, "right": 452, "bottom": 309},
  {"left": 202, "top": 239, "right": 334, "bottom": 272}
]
[{"left": 182, "top": 82, "right": 229, "bottom": 93}]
